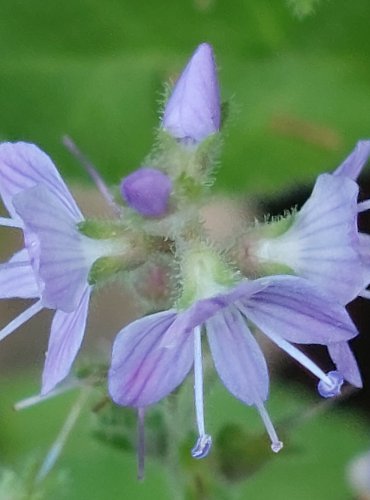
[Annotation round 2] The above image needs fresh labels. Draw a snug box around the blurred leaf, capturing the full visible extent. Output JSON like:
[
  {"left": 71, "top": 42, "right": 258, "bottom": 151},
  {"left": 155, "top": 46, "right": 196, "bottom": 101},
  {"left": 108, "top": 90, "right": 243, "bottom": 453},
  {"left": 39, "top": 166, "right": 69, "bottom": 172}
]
[
  {"left": 0, "top": 0, "right": 368, "bottom": 194},
  {"left": 0, "top": 372, "right": 368, "bottom": 499},
  {"left": 286, "top": 0, "right": 322, "bottom": 18}
]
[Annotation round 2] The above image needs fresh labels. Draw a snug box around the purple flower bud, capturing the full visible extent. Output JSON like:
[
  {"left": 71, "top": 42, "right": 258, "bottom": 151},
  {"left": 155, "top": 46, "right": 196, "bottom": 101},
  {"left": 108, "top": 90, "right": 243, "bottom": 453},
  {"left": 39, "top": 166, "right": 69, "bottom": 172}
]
[
  {"left": 120, "top": 167, "right": 172, "bottom": 218},
  {"left": 162, "top": 43, "right": 221, "bottom": 143}
]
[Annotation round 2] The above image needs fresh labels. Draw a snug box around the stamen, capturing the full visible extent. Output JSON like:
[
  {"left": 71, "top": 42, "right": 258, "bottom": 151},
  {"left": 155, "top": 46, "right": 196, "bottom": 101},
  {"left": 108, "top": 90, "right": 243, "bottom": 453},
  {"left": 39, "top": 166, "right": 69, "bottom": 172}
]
[
  {"left": 36, "top": 389, "right": 89, "bottom": 482},
  {"left": 260, "top": 328, "right": 333, "bottom": 387},
  {"left": 0, "top": 217, "right": 22, "bottom": 229},
  {"left": 0, "top": 300, "right": 43, "bottom": 342},
  {"left": 63, "top": 135, "right": 121, "bottom": 216},
  {"left": 317, "top": 370, "right": 344, "bottom": 398},
  {"left": 191, "top": 326, "right": 212, "bottom": 459},
  {"left": 357, "top": 200, "right": 370, "bottom": 213},
  {"left": 256, "top": 402, "right": 283, "bottom": 453},
  {"left": 137, "top": 407, "right": 145, "bottom": 481},
  {"left": 14, "top": 380, "right": 81, "bottom": 411}
]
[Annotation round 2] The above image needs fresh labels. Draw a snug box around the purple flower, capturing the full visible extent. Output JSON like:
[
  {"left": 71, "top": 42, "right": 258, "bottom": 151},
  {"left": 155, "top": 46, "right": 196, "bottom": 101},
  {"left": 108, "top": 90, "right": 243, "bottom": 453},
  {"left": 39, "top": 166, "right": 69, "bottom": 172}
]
[
  {"left": 162, "top": 43, "right": 221, "bottom": 143},
  {"left": 109, "top": 275, "right": 360, "bottom": 458},
  {"left": 120, "top": 167, "right": 172, "bottom": 217},
  {"left": 252, "top": 173, "right": 364, "bottom": 305},
  {"left": 332, "top": 140, "right": 370, "bottom": 299},
  {"left": 0, "top": 142, "right": 116, "bottom": 394}
]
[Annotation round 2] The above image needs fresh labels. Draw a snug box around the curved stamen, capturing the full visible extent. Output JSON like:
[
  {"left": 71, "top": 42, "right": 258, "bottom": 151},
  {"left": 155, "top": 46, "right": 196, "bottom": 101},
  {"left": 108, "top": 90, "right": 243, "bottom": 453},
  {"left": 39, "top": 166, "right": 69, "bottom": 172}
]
[
  {"left": 0, "top": 217, "right": 22, "bottom": 228},
  {"left": 259, "top": 327, "right": 334, "bottom": 387},
  {"left": 191, "top": 326, "right": 212, "bottom": 459},
  {"left": 256, "top": 402, "right": 283, "bottom": 453},
  {"left": 0, "top": 300, "right": 43, "bottom": 342}
]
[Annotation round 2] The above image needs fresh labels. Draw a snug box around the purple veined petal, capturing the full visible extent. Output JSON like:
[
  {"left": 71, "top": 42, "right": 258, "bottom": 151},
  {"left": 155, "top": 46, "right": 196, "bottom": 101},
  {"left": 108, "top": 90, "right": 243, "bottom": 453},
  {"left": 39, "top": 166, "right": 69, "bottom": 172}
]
[
  {"left": 160, "top": 279, "right": 267, "bottom": 348},
  {"left": 8, "top": 248, "right": 31, "bottom": 264},
  {"left": 13, "top": 185, "right": 97, "bottom": 312},
  {"left": 0, "top": 254, "right": 39, "bottom": 299},
  {"left": 239, "top": 275, "right": 358, "bottom": 344},
  {"left": 358, "top": 232, "right": 370, "bottom": 289},
  {"left": 41, "top": 287, "right": 91, "bottom": 395},
  {"left": 120, "top": 167, "right": 172, "bottom": 218},
  {"left": 206, "top": 307, "right": 269, "bottom": 405},
  {"left": 0, "top": 142, "right": 82, "bottom": 221},
  {"left": 109, "top": 310, "right": 194, "bottom": 407},
  {"left": 255, "top": 174, "right": 362, "bottom": 305},
  {"left": 333, "top": 140, "right": 370, "bottom": 180},
  {"left": 162, "top": 43, "right": 221, "bottom": 143},
  {"left": 292, "top": 173, "right": 362, "bottom": 304},
  {"left": 327, "top": 342, "right": 363, "bottom": 388}
]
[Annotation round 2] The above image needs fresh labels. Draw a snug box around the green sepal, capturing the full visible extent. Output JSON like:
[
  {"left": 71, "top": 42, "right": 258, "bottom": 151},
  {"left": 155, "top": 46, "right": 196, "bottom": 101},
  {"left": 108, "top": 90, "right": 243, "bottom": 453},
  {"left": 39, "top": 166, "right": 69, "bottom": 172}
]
[
  {"left": 177, "top": 244, "right": 238, "bottom": 310},
  {"left": 151, "top": 129, "right": 223, "bottom": 199},
  {"left": 256, "top": 261, "right": 295, "bottom": 278},
  {"left": 88, "top": 256, "right": 125, "bottom": 285},
  {"left": 78, "top": 219, "right": 126, "bottom": 240},
  {"left": 259, "top": 209, "right": 297, "bottom": 239}
]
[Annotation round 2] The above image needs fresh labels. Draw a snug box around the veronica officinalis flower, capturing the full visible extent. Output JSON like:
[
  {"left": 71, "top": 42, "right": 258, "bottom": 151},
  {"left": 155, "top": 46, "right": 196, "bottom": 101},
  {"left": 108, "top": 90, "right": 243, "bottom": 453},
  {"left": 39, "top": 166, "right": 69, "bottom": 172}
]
[
  {"left": 109, "top": 245, "right": 360, "bottom": 459},
  {"left": 0, "top": 142, "right": 124, "bottom": 394}
]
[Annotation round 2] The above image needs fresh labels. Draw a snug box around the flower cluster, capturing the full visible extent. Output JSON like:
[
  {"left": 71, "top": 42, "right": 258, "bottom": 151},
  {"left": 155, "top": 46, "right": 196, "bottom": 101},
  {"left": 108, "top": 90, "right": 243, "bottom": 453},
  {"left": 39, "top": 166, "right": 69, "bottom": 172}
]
[{"left": 0, "top": 42, "right": 368, "bottom": 464}]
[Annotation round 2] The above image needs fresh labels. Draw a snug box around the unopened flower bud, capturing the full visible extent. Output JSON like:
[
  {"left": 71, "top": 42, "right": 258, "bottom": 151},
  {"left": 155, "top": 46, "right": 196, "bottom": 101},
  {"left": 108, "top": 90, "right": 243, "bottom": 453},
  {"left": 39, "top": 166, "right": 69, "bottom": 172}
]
[
  {"left": 120, "top": 167, "right": 172, "bottom": 218},
  {"left": 162, "top": 43, "right": 221, "bottom": 143}
]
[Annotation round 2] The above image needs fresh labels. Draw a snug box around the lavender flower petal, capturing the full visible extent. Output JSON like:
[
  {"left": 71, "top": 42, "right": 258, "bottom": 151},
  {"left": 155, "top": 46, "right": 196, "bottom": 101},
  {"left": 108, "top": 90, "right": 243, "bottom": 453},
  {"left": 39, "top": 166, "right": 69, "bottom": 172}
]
[
  {"left": 333, "top": 140, "right": 370, "bottom": 180},
  {"left": 256, "top": 174, "right": 362, "bottom": 304},
  {"left": 120, "top": 167, "right": 172, "bottom": 217},
  {"left": 41, "top": 287, "right": 91, "bottom": 395},
  {"left": 0, "top": 142, "right": 82, "bottom": 221},
  {"left": 328, "top": 342, "right": 363, "bottom": 388},
  {"left": 239, "top": 275, "right": 358, "bottom": 344},
  {"left": 109, "top": 310, "right": 194, "bottom": 407},
  {"left": 206, "top": 307, "right": 269, "bottom": 405},
  {"left": 13, "top": 185, "right": 96, "bottom": 312},
  {"left": 292, "top": 173, "right": 362, "bottom": 303},
  {"left": 162, "top": 43, "right": 220, "bottom": 143},
  {"left": 0, "top": 256, "right": 39, "bottom": 298}
]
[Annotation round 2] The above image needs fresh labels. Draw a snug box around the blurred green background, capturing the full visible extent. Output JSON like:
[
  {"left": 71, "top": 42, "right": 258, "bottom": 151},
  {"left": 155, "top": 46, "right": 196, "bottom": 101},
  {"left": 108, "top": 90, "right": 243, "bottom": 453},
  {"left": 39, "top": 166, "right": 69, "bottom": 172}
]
[
  {"left": 1, "top": 0, "right": 370, "bottom": 194},
  {"left": 0, "top": 0, "right": 369, "bottom": 498}
]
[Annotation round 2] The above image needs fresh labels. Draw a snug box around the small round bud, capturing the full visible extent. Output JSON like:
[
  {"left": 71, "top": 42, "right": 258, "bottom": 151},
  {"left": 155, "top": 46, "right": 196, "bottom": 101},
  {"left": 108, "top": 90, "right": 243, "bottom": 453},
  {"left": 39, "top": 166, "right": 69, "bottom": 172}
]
[{"left": 120, "top": 167, "right": 172, "bottom": 218}]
